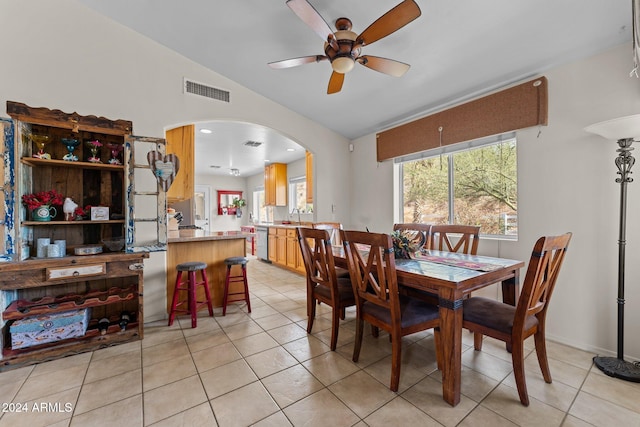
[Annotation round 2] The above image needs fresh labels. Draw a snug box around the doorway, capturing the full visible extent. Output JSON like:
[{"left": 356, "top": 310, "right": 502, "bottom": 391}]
[{"left": 194, "top": 185, "right": 211, "bottom": 232}]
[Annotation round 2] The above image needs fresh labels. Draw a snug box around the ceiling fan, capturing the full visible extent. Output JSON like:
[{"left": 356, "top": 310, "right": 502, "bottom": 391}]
[{"left": 268, "top": 0, "right": 422, "bottom": 94}]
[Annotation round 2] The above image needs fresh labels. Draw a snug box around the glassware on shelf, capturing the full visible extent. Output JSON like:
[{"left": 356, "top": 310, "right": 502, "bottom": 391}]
[
  {"left": 86, "top": 139, "right": 102, "bottom": 163},
  {"left": 31, "top": 135, "right": 51, "bottom": 159},
  {"left": 107, "top": 142, "right": 124, "bottom": 165},
  {"left": 61, "top": 138, "right": 80, "bottom": 161}
]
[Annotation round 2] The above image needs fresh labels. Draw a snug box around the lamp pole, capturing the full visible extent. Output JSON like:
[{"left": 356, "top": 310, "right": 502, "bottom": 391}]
[{"left": 593, "top": 137, "right": 640, "bottom": 382}]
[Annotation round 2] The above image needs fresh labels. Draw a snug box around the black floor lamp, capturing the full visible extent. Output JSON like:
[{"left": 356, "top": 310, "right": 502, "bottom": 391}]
[{"left": 585, "top": 114, "right": 640, "bottom": 382}]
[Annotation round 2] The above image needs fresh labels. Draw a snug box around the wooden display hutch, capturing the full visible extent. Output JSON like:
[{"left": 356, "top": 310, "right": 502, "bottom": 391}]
[{"left": 0, "top": 102, "right": 149, "bottom": 370}]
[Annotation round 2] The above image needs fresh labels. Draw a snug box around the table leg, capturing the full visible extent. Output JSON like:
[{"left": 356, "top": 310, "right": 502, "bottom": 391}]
[
  {"left": 501, "top": 269, "right": 520, "bottom": 306},
  {"left": 439, "top": 292, "right": 463, "bottom": 406}
]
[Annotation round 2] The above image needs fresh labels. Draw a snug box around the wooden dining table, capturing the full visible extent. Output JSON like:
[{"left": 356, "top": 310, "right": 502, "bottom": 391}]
[{"left": 332, "top": 247, "right": 525, "bottom": 407}]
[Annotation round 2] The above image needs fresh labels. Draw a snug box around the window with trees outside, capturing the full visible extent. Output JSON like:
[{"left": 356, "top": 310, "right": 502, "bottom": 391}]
[
  {"left": 289, "top": 176, "right": 312, "bottom": 213},
  {"left": 399, "top": 134, "right": 517, "bottom": 237}
]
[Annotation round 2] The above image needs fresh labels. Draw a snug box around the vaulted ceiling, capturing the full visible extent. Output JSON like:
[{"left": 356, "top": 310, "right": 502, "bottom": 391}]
[{"left": 77, "top": 0, "right": 633, "bottom": 176}]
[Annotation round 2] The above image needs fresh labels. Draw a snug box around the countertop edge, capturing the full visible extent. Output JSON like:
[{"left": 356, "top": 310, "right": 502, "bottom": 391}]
[{"left": 168, "top": 231, "right": 255, "bottom": 244}]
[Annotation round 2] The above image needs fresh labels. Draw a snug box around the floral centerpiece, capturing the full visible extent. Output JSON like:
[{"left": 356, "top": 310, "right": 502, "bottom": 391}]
[
  {"left": 391, "top": 229, "right": 426, "bottom": 259},
  {"left": 22, "top": 190, "right": 64, "bottom": 221}
]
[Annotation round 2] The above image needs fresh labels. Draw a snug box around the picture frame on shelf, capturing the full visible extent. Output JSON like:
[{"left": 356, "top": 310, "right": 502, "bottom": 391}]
[{"left": 90, "top": 206, "right": 109, "bottom": 221}]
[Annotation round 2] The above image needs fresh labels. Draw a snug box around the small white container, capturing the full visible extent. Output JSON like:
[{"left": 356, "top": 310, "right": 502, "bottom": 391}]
[
  {"left": 54, "top": 239, "right": 66, "bottom": 257},
  {"left": 36, "top": 238, "right": 50, "bottom": 258},
  {"left": 46, "top": 244, "right": 60, "bottom": 258}
]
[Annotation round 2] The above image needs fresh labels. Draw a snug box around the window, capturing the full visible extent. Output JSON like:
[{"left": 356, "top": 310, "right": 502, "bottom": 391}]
[
  {"left": 253, "top": 188, "right": 268, "bottom": 222},
  {"left": 398, "top": 134, "right": 517, "bottom": 237},
  {"left": 289, "top": 176, "right": 311, "bottom": 213}
]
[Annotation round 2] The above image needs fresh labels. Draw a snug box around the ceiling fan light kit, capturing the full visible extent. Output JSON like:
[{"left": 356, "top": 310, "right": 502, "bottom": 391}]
[{"left": 269, "top": 0, "right": 421, "bottom": 94}]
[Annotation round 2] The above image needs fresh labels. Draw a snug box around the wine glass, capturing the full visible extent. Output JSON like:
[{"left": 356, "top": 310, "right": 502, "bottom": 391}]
[
  {"left": 31, "top": 135, "right": 51, "bottom": 159},
  {"left": 107, "top": 142, "right": 124, "bottom": 165},
  {"left": 61, "top": 138, "right": 80, "bottom": 161},
  {"left": 86, "top": 140, "right": 102, "bottom": 163}
]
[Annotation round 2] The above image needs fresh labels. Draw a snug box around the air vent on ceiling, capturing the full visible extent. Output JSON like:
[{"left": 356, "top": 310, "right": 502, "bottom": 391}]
[
  {"left": 184, "top": 78, "right": 230, "bottom": 103},
  {"left": 244, "top": 140, "right": 263, "bottom": 147}
]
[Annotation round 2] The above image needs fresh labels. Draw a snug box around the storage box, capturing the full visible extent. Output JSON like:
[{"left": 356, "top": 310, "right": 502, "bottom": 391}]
[{"left": 10, "top": 309, "right": 91, "bottom": 349}]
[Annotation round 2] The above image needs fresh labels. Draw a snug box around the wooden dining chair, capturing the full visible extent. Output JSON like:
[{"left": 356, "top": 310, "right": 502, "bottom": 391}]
[
  {"left": 429, "top": 224, "right": 480, "bottom": 254},
  {"left": 341, "top": 229, "right": 441, "bottom": 392},
  {"left": 297, "top": 227, "right": 355, "bottom": 351},
  {"left": 314, "top": 222, "right": 343, "bottom": 245},
  {"left": 462, "top": 232, "right": 572, "bottom": 406},
  {"left": 313, "top": 222, "right": 349, "bottom": 278}
]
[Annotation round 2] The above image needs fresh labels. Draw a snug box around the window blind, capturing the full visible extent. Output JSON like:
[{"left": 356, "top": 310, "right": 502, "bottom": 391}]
[{"left": 377, "top": 77, "right": 547, "bottom": 162}]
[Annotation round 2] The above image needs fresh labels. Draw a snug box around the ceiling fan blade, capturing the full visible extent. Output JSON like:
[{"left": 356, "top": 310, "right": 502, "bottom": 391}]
[
  {"left": 356, "top": 0, "right": 421, "bottom": 46},
  {"left": 358, "top": 55, "right": 410, "bottom": 77},
  {"left": 268, "top": 55, "right": 327, "bottom": 69},
  {"left": 327, "top": 72, "right": 344, "bottom": 94},
  {"left": 286, "top": 0, "right": 338, "bottom": 49}
]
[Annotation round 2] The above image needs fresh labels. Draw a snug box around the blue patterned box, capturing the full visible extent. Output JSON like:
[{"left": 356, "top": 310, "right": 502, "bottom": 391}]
[{"left": 10, "top": 309, "right": 91, "bottom": 349}]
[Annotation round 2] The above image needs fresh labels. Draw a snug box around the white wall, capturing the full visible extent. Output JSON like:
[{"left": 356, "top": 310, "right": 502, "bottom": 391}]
[
  {"left": 0, "top": 0, "right": 350, "bottom": 322},
  {"left": 349, "top": 43, "right": 640, "bottom": 360},
  {"left": 195, "top": 174, "right": 248, "bottom": 231}
]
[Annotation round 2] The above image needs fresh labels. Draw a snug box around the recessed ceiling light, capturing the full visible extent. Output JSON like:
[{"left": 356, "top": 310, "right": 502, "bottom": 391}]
[
  {"left": 286, "top": 148, "right": 295, "bottom": 152},
  {"left": 200, "top": 128, "right": 212, "bottom": 134},
  {"left": 264, "top": 159, "right": 270, "bottom": 162}
]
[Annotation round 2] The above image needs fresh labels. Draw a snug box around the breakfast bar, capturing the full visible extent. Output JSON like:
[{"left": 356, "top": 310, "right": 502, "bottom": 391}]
[{"left": 166, "top": 230, "right": 254, "bottom": 311}]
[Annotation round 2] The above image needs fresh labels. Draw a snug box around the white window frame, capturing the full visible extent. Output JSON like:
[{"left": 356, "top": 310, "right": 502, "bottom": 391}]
[{"left": 288, "top": 175, "right": 308, "bottom": 212}]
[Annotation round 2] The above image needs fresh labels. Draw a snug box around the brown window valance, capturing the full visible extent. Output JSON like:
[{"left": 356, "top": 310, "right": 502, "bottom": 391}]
[{"left": 376, "top": 77, "right": 548, "bottom": 162}]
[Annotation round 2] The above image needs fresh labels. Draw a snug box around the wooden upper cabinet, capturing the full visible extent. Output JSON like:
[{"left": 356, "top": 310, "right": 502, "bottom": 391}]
[
  {"left": 165, "top": 124, "right": 194, "bottom": 203},
  {"left": 305, "top": 151, "right": 313, "bottom": 204},
  {"left": 265, "top": 163, "right": 287, "bottom": 206}
]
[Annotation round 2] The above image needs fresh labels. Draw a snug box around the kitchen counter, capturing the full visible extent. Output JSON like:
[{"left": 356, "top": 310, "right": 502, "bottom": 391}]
[
  {"left": 166, "top": 230, "right": 253, "bottom": 311},
  {"left": 168, "top": 230, "right": 255, "bottom": 243}
]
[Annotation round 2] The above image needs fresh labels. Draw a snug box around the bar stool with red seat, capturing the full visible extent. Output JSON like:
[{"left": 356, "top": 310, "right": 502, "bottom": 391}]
[
  {"left": 222, "top": 256, "right": 251, "bottom": 316},
  {"left": 168, "top": 261, "right": 213, "bottom": 328}
]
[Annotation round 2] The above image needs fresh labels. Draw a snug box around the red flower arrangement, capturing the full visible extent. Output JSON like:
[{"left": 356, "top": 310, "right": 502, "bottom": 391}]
[
  {"left": 21, "top": 190, "right": 65, "bottom": 211},
  {"left": 74, "top": 205, "right": 93, "bottom": 220}
]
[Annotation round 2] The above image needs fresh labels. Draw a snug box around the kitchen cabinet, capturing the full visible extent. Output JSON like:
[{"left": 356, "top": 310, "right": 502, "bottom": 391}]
[
  {"left": 306, "top": 151, "right": 313, "bottom": 204},
  {"left": 276, "top": 227, "right": 287, "bottom": 265},
  {"left": 265, "top": 162, "right": 287, "bottom": 206},
  {"left": 268, "top": 227, "right": 278, "bottom": 263},
  {"left": 267, "top": 225, "right": 305, "bottom": 274},
  {"left": 166, "top": 124, "right": 194, "bottom": 203}
]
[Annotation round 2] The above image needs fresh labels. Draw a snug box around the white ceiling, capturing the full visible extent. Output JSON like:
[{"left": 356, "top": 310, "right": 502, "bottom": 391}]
[{"left": 77, "top": 0, "right": 633, "bottom": 177}]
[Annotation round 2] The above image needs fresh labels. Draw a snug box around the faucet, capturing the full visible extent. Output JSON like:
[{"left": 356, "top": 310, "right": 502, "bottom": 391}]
[{"left": 290, "top": 208, "right": 302, "bottom": 224}]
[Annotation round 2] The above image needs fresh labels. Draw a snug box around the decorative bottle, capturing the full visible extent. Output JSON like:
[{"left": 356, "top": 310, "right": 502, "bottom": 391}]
[
  {"left": 119, "top": 312, "right": 131, "bottom": 331},
  {"left": 97, "top": 318, "right": 110, "bottom": 335}
]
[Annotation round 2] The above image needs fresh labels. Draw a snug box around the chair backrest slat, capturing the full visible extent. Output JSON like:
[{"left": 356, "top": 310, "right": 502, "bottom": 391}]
[
  {"left": 297, "top": 227, "right": 339, "bottom": 294},
  {"left": 515, "top": 232, "right": 572, "bottom": 329},
  {"left": 341, "top": 230, "right": 399, "bottom": 313},
  {"left": 430, "top": 225, "right": 480, "bottom": 255}
]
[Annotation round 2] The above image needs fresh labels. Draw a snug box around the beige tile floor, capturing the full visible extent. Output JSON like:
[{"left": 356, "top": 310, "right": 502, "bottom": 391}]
[{"left": 1, "top": 258, "right": 639, "bottom": 426}]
